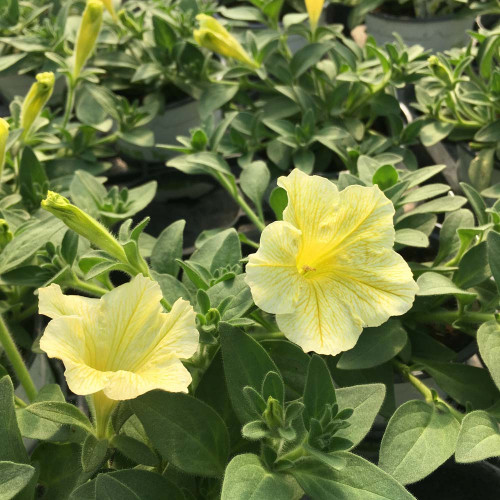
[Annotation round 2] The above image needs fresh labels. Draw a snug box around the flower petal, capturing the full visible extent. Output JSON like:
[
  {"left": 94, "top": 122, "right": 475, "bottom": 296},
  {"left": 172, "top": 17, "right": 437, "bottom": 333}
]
[
  {"left": 103, "top": 356, "right": 192, "bottom": 400},
  {"left": 95, "top": 274, "right": 165, "bottom": 371},
  {"left": 39, "top": 316, "right": 87, "bottom": 364},
  {"left": 64, "top": 360, "right": 109, "bottom": 395},
  {"left": 158, "top": 298, "right": 198, "bottom": 359},
  {"left": 278, "top": 169, "right": 339, "bottom": 245},
  {"left": 329, "top": 248, "right": 418, "bottom": 326},
  {"left": 38, "top": 283, "right": 99, "bottom": 319},
  {"left": 245, "top": 221, "right": 302, "bottom": 314},
  {"left": 276, "top": 280, "right": 364, "bottom": 355}
]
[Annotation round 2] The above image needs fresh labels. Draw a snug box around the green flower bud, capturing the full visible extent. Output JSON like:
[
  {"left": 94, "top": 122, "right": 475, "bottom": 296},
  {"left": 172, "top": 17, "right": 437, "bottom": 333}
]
[
  {"left": 20, "top": 72, "right": 55, "bottom": 139},
  {"left": 0, "top": 118, "right": 9, "bottom": 179},
  {"left": 73, "top": 0, "right": 104, "bottom": 80},
  {"left": 194, "top": 15, "right": 259, "bottom": 68},
  {"left": 0, "top": 219, "right": 13, "bottom": 251},
  {"left": 41, "top": 191, "right": 127, "bottom": 263},
  {"left": 263, "top": 396, "right": 283, "bottom": 429}
]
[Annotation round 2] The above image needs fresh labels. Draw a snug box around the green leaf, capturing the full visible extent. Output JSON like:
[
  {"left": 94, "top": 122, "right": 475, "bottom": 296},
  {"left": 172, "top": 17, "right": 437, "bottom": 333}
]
[
  {"left": 32, "top": 442, "right": 84, "bottom": 500},
  {"left": 199, "top": 84, "right": 239, "bottom": 120},
  {"left": 455, "top": 410, "right": 500, "bottom": 463},
  {"left": 26, "top": 401, "right": 93, "bottom": 434},
  {"left": 372, "top": 165, "right": 398, "bottom": 190},
  {"left": 338, "top": 321, "right": 407, "bottom": 370},
  {"left": 416, "top": 272, "right": 476, "bottom": 301},
  {"left": 416, "top": 360, "right": 500, "bottom": 409},
  {"left": 394, "top": 228, "right": 429, "bottom": 248},
  {"left": 269, "top": 187, "right": 288, "bottom": 221},
  {"left": 152, "top": 15, "right": 175, "bottom": 51},
  {"left": 240, "top": 161, "right": 271, "bottom": 216},
  {"left": 262, "top": 340, "right": 310, "bottom": 400},
  {"left": 0, "top": 376, "right": 29, "bottom": 463},
  {"left": 487, "top": 231, "right": 500, "bottom": 294},
  {"left": 0, "top": 462, "right": 36, "bottom": 500},
  {"left": 81, "top": 434, "right": 108, "bottom": 474},
  {"left": 19, "top": 147, "right": 48, "bottom": 209},
  {"left": 434, "top": 209, "right": 474, "bottom": 265},
  {"left": 454, "top": 242, "right": 490, "bottom": 288},
  {"left": 335, "top": 384, "right": 386, "bottom": 448},
  {"left": 303, "top": 355, "right": 336, "bottom": 425},
  {"left": 460, "top": 182, "right": 488, "bottom": 225},
  {"left": 72, "top": 469, "right": 185, "bottom": 500},
  {"left": 474, "top": 119, "right": 500, "bottom": 143},
  {"left": 189, "top": 228, "right": 241, "bottom": 274},
  {"left": 0, "top": 215, "right": 66, "bottom": 274},
  {"left": 379, "top": 400, "right": 460, "bottom": 485},
  {"left": 220, "top": 323, "right": 280, "bottom": 423},
  {"left": 132, "top": 391, "right": 229, "bottom": 477},
  {"left": 292, "top": 453, "right": 415, "bottom": 499},
  {"left": 419, "top": 122, "right": 454, "bottom": 147},
  {"left": 221, "top": 454, "right": 300, "bottom": 500},
  {"left": 401, "top": 164, "right": 446, "bottom": 189},
  {"left": 399, "top": 184, "right": 450, "bottom": 205},
  {"left": 290, "top": 43, "right": 332, "bottom": 78},
  {"left": 469, "top": 148, "right": 495, "bottom": 192},
  {"left": 206, "top": 274, "right": 253, "bottom": 320},
  {"left": 405, "top": 195, "right": 467, "bottom": 216},
  {"left": 151, "top": 220, "right": 185, "bottom": 277},
  {"left": 477, "top": 321, "right": 500, "bottom": 390},
  {"left": 111, "top": 435, "right": 158, "bottom": 466}
]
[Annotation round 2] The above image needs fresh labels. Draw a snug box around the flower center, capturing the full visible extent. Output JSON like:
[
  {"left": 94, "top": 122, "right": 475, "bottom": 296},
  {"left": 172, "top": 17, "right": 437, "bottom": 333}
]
[{"left": 299, "top": 264, "right": 317, "bottom": 278}]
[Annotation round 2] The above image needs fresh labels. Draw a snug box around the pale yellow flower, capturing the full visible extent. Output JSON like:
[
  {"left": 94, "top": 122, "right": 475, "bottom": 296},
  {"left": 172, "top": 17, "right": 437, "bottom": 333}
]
[
  {"left": 305, "top": 0, "right": 324, "bottom": 30},
  {"left": 246, "top": 169, "right": 417, "bottom": 356},
  {"left": 194, "top": 14, "right": 259, "bottom": 68},
  {"left": 38, "top": 274, "right": 198, "bottom": 400},
  {"left": 100, "top": 0, "right": 117, "bottom": 19}
]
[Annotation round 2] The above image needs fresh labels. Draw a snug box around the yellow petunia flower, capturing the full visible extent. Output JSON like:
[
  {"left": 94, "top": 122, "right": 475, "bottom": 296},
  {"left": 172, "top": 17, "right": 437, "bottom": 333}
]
[
  {"left": 245, "top": 169, "right": 417, "bottom": 356},
  {"left": 0, "top": 118, "right": 8, "bottom": 178},
  {"left": 305, "top": 0, "right": 324, "bottom": 30},
  {"left": 194, "top": 14, "right": 259, "bottom": 68},
  {"left": 38, "top": 275, "right": 198, "bottom": 435}
]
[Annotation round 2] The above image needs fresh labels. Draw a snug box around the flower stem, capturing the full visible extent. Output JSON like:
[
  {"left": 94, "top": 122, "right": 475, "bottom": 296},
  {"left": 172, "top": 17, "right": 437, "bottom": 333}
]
[
  {"left": 0, "top": 314, "right": 37, "bottom": 402},
  {"left": 61, "top": 77, "right": 76, "bottom": 130},
  {"left": 215, "top": 172, "right": 265, "bottom": 231},
  {"left": 412, "top": 310, "right": 496, "bottom": 326},
  {"left": 393, "top": 359, "right": 463, "bottom": 421},
  {"left": 249, "top": 331, "right": 286, "bottom": 341},
  {"left": 71, "top": 276, "right": 109, "bottom": 297}
]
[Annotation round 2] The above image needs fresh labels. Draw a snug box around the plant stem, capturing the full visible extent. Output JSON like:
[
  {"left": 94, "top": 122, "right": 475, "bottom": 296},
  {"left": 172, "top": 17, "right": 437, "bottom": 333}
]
[
  {"left": 393, "top": 359, "right": 463, "bottom": 421},
  {"left": 62, "top": 77, "right": 76, "bottom": 130},
  {"left": 215, "top": 172, "right": 266, "bottom": 231},
  {"left": 250, "top": 311, "right": 275, "bottom": 332},
  {"left": 0, "top": 314, "right": 37, "bottom": 402},
  {"left": 249, "top": 331, "right": 286, "bottom": 341},
  {"left": 71, "top": 276, "right": 108, "bottom": 297},
  {"left": 412, "top": 310, "right": 496, "bottom": 325},
  {"left": 15, "top": 395, "right": 27, "bottom": 408}
]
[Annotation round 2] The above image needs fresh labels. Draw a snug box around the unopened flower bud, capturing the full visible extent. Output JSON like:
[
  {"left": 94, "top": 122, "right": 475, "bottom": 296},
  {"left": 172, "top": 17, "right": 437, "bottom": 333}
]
[
  {"left": 0, "top": 118, "right": 9, "bottom": 178},
  {"left": 41, "top": 191, "right": 127, "bottom": 263},
  {"left": 0, "top": 219, "right": 13, "bottom": 251},
  {"left": 20, "top": 72, "right": 55, "bottom": 139},
  {"left": 263, "top": 396, "right": 283, "bottom": 429},
  {"left": 194, "top": 15, "right": 259, "bottom": 68},
  {"left": 100, "top": 0, "right": 117, "bottom": 19},
  {"left": 305, "top": 0, "right": 325, "bottom": 30},
  {"left": 74, "top": 0, "right": 104, "bottom": 80}
]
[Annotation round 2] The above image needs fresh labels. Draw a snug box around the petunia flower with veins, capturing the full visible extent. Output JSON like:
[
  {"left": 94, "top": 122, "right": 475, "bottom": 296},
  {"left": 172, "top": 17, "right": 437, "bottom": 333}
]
[
  {"left": 38, "top": 274, "right": 198, "bottom": 437},
  {"left": 246, "top": 169, "right": 417, "bottom": 356}
]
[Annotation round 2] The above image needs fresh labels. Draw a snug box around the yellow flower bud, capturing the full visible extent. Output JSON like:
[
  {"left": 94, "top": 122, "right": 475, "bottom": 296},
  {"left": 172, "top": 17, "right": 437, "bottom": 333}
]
[
  {"left": 0, "top": 118, "right": 8, "bottom": 178},
  {"left": 41, "top": 191, "right": 127, "bottom": 263},
  {"left": 305, "top": 0, "right": 325, "bottom": 30},
  {"left": 0, "top": 219, "right": 13, "bottom": 251},
  {"left": 73, "top": 0, "right": 104, "bottom": 80},
  {"left": 20, "top": 72, "right": 55, "bottom": 139},
  {"left": 194, "top": 14, "right": 259, "bottom": 68},
  {"left": 100, "top": 0, "right": 117, "bottom": 19}
]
